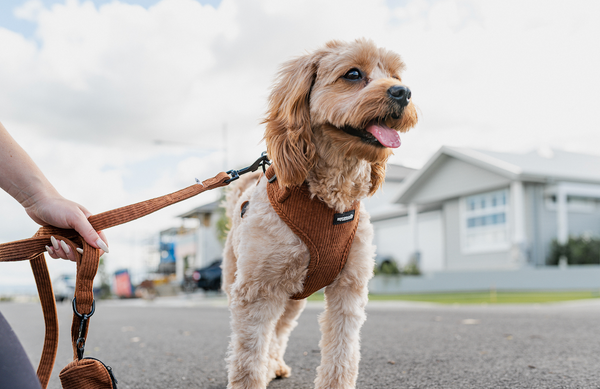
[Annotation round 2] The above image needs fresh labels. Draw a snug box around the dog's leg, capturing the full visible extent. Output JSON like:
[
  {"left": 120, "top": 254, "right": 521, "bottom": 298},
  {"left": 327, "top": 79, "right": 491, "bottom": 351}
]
[
  {"left": 221, "top": 237, "right": 237, "bottom": 302},
  {"left": 267, "top": 298, "right": 307, "bottom": 381},
  {"left": 227, "top": 285, "right": 288, "bottom": 389},
  {"left": 314, "top": 215, "right": 375, "bottom": 389},
  {"left": 314, "top": 282, "right": 368, "bottom": 389}
]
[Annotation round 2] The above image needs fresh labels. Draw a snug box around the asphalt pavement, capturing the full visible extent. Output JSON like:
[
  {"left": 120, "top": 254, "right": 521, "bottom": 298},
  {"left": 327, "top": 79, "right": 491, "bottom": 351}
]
[{"left": 3, "top": 295, "right": 600, "bottom": 389}]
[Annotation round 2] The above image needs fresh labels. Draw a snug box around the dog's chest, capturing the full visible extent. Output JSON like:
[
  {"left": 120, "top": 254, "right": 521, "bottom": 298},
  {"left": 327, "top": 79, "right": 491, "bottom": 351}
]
[{"left": 264, "top": 166, "right": 360, "bottom": 299}]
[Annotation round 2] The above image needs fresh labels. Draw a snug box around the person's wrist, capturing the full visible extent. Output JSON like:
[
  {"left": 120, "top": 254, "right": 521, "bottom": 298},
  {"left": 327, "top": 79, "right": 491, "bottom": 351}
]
[{"left": 18, "top": 176, "right": 61, "bottom": 210}]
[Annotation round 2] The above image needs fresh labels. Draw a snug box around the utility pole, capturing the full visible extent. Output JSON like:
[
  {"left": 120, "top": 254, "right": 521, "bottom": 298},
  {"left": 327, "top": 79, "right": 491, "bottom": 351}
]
[{"left": 222, "top": 122, "right": 228, "bottom": 171}]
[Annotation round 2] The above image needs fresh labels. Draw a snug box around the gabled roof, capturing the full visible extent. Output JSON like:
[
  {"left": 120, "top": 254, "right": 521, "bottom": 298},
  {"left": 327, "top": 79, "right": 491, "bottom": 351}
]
[
  {"left": 395, "top": 146, "right": 600, "bottom": 204},
  {"left": 178, "top": 200, "right": 221, "bottom": 218},
  {"left": 362, "top": 164, "right": 416, "bottom": 221},
  {"left": 472, "top": 148, "right": 600, "bottom": 183},
  {"left": 384, "top": 164, "right": 416, "bottom": 182}
]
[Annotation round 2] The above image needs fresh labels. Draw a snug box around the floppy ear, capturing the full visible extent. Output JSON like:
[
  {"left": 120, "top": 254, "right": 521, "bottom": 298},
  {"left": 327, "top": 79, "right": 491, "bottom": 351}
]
[
  {"left": 263, "top": 51, "right": 325, "bottom": 188},
  {"left": 369, "top": 162, "right": 386, "bottom": 196}
]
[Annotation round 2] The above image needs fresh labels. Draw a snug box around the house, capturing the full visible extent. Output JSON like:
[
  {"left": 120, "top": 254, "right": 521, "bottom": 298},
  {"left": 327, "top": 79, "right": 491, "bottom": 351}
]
[
  {"left": 157, "top": 200, "right": 224, "bottom": 282},
  {"left": 178, "top": 200, "right": 224, "bottom": 269},
  {"left": 366, "top": 146, "right": 600, "bottom": 273}
]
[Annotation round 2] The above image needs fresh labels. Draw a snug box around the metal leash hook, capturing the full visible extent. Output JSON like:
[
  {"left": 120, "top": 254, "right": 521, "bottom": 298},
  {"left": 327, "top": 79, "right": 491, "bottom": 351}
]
[
  {"left": 225, "top": 151, "right": 271, "bottom": 183},
  {"left": 72, "top": 297, "right": 96, "bottom": 360}
]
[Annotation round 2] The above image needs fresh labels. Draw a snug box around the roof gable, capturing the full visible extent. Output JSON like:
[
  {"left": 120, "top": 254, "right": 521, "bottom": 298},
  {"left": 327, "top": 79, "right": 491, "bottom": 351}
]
[
  {"left": 395, "top": 146, "right": 600, "bottom": 205},
  {"left": 396, "top": 153, "right": 511, "bottom": 205},
  {"left": 472, "top": 148, "right": 600, "bottom": 184}
]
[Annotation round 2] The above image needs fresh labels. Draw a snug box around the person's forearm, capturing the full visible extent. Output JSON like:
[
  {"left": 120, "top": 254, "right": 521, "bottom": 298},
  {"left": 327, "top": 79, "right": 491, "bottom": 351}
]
[{"left": 0, "top": 122, "right": 60, "bottom": 207}]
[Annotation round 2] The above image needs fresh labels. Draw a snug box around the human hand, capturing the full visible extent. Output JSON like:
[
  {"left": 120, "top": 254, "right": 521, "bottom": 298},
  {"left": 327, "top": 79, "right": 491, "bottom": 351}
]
[{"left": 24, "top": 194, "right": 109, "bottom": 262}]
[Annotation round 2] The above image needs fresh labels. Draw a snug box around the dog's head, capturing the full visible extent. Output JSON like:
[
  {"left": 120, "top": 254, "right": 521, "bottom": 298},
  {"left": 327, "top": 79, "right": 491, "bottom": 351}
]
[{"left": 264, "top": 39, "right": 418, "bottom": 194}]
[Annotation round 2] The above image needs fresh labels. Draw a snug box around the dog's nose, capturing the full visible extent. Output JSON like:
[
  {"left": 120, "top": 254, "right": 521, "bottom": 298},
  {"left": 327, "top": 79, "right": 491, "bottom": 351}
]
[{"left": 388, "top": 85, "right": 411, "bottom": 107}]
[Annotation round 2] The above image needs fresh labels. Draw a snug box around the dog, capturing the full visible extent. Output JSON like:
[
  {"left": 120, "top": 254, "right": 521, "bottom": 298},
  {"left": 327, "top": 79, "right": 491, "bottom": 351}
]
[{"left": 221, "top": 38, "right": 418, "bottom": 389}]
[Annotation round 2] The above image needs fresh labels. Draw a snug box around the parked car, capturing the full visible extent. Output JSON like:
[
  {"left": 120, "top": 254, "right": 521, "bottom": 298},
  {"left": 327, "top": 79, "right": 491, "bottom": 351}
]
[
  {"left": 54, "top": 274, "right": 104, "bottom": 302},
  {"left": 192, "top": 260, "right": 222, "bottom": 291},
  {"left": 54, "top": 274, "right": 76, "bottom": 302}
]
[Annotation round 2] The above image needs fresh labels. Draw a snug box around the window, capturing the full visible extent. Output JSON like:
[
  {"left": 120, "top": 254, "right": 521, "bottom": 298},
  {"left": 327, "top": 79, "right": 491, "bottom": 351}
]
[{"left": 461, "top": 189, "right": 510, "bottom": 253}]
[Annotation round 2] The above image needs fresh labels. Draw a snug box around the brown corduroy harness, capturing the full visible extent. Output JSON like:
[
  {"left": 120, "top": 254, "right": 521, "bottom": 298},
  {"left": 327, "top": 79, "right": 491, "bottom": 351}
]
[{"left": 265, "top": 166, "right": 360, "bottom": 300}]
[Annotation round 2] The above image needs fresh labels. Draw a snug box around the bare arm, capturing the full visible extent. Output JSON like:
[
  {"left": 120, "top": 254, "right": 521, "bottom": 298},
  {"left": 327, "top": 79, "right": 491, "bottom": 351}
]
[{"left": 0, "top": 122, "right": 108, "bottom": 260}]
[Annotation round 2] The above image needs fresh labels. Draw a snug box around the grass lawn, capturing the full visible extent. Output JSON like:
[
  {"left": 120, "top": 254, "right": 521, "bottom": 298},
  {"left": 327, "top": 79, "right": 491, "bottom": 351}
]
[{"left": 307, "top": 290, "right": 600, "bottom": 304}]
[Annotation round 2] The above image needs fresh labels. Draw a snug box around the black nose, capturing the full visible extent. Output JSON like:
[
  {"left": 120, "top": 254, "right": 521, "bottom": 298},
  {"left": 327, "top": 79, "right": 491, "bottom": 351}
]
[{"left": 388, "top": 85, "right": 411, "bottom": 107}]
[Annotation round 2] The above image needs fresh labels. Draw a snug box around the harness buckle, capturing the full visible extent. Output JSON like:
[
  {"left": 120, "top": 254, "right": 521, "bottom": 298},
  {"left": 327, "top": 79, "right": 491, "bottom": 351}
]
[{"left": 226, "top": 151, "right": 271, "bottom": 183}]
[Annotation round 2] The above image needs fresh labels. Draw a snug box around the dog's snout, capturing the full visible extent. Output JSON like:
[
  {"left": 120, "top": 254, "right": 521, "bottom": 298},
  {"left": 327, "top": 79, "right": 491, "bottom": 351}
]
[{"left": 388, "top": 85, "right": 411, "bottom": 107}]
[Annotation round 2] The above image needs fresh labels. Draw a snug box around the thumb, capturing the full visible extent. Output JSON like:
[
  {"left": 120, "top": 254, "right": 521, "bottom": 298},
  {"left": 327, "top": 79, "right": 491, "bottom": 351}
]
[{"left": 71, "top": 210, "right": 110, "bottom": 253}]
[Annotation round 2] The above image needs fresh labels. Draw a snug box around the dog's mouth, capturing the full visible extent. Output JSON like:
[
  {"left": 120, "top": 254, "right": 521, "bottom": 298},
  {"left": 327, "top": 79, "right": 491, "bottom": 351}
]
[{"left": 339, "top": 120, "right": 401, "bottom": 148}]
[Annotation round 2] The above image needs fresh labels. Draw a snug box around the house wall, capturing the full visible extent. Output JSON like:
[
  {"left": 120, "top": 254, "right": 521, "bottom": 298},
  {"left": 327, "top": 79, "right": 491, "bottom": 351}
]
[
  {"left": 569, "top": 210, "right": 600, "bottom": 237},
  {"left": 404, "top": 155, "right": 512, "bottom": 204},
  {"left": 195, "top": 217, "right": 224, "bottom": 268},
  {"left": 524, "top": 183, "right": 543, "bottom": 266},
  {"left": 443, "top": 197, "right": 514, "bottom": 270},
  {"left": 372, "top": 210, "right": 444, "bottom": 272},
  {"left": 532, "top": 182, "right": 600, "bottom": 265}
]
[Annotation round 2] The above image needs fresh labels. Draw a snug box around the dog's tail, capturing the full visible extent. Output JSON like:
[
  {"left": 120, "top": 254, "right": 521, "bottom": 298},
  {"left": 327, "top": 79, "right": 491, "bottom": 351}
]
[{"left": 223, "top": 171, "right": 261, "bottom": 221}]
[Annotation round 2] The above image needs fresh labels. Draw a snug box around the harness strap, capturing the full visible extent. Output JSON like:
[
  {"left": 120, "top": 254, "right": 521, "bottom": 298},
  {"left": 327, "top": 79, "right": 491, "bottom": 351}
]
[{"left": 0, "top": 171, "right": 230, "bottom": 388}]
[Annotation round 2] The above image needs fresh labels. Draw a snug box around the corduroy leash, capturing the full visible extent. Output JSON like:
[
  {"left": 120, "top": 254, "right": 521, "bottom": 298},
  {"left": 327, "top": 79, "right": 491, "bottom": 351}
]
[{"left": 0, "top": 162, "right": 250, "bottom": 388}]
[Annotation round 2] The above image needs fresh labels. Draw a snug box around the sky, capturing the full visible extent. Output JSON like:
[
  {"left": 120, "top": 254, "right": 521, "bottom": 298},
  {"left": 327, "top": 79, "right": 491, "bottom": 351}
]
[{"left": 1, "top": 0, "right": 599, "bottom": 290}]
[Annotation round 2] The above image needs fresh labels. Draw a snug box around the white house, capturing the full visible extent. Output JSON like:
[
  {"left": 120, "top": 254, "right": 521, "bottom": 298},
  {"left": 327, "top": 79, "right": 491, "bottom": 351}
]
[
  {"left": 365, "top": 147, "right": 600, "bottom": 273},
  {"left": 157, "top": 200, "right": 224, "bottom": 283}
]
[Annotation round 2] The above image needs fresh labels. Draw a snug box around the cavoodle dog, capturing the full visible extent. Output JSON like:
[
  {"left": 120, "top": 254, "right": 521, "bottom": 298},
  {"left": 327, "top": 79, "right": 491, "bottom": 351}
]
[{"left": 222, "top": 38, "right": 418, "bottom": 389}]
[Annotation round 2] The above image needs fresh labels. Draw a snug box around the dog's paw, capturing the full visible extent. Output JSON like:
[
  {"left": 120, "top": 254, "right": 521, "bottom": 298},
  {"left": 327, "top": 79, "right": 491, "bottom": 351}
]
[
  {"left": 274, "top": 362, "right": 291, "bottom": 378},
  {"left": 268, "top": 358, "right": 291, "bottom": 380}
]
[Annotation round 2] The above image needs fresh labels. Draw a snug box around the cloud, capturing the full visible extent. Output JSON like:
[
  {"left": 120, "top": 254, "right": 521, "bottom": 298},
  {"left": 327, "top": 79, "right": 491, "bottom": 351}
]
[
  {"left": 1, "top": 0, "right": 600, "bottom": 284},
  {"left": 2, "top": 0, "right": 599, "bottom": 160}
]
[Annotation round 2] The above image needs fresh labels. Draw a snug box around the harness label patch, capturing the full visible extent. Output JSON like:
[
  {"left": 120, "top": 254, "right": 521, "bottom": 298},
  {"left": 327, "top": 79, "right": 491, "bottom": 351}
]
[{"left": 333, "top": 210, "right": 355, "bottom": 225}]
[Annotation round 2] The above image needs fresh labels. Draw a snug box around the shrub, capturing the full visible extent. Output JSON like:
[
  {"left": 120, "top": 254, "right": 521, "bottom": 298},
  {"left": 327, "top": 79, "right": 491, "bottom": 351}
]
[
  {"left": 403, "top": 258, "right": 421, "bottom": 276},
  {"left": 374, "top": 259, "right": 400, "bottom": 275},
  {"left": 547, "top": 235, "right": 600, "bottom": 265},
  {"left": 374, "top": 258, "right": 421, "bottom": 276}
]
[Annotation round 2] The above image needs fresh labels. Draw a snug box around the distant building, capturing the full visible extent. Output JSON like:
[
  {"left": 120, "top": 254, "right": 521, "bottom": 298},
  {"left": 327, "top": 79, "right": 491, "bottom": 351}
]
[
  {"left": 364, "top": 147, "right": 600, "bottom": 272},
  {"left": 158, "top": 200, "right": 223, "bottom": 282},
  {"left": 178, "top": 200, "right": 224, "bottom": 268}
]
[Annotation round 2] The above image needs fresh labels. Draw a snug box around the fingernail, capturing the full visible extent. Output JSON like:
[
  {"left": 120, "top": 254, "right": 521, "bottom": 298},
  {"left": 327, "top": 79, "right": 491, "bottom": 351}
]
[
  {"left": 76, "top": 248, "right": 84, "bottom": 255},
  {"left": 46, "top": 246, "right": 54, "bottom": 255},
  {"left": 60, "top": 240, "right": 71, "bottom": 254},
  {"left": 96, "top": 238, "right": 109, "bottom": 253},
  {"left": 51, "top": 236, "right": 60, "bottom": 251}
]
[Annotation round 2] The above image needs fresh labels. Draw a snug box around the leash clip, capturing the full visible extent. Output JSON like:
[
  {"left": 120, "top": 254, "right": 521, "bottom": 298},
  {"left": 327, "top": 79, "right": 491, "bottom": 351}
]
[
  {"left": 72, "top": 297, "right": 96, "bottom": 360},
  {"left": 225, "top": 151, "right": 271, "bottom": 183}
]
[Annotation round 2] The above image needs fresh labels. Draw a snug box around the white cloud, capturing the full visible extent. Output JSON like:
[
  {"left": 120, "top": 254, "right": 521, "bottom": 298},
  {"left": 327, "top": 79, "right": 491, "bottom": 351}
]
[{"left": 1, "top": 0, "right": 600, "bottom": 285}]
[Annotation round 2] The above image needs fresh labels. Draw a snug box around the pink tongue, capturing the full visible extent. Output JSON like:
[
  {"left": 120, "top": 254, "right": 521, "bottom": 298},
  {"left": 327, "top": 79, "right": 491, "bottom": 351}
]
[{"left": 366, "top": 123, "right": 401, "bottom": 148}]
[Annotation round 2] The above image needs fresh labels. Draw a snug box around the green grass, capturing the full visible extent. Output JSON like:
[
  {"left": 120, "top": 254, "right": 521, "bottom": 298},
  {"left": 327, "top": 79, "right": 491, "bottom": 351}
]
[{"left": 306, "top": 290, "right": 600, "bottom": 304}]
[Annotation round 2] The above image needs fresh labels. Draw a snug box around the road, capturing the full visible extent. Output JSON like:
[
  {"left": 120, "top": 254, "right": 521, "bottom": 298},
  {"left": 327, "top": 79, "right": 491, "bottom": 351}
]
[{"left": 3, "top": 295, "right": 600, "bottom": 388}]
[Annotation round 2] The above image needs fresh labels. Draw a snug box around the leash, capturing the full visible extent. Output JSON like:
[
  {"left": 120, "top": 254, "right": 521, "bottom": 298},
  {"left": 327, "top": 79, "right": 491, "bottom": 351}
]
[{"left": 0, "top": 153, "right": 269, "bottom": 388}]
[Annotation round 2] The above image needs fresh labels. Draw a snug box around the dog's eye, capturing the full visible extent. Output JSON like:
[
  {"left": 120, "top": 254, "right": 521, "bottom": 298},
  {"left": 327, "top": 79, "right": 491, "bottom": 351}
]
[{"left": 343, "top": 69, "right": 362, "bottom": 81}]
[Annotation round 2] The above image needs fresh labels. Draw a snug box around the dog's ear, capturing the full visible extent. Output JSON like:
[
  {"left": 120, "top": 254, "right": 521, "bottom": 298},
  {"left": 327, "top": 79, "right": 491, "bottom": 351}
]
[
  {"left": 263, "top": 50, "right": 326, "bottom": 187},
  {"left": 369, "top": 162, "right": 386, "bottom": 196}
]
